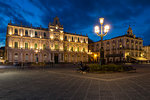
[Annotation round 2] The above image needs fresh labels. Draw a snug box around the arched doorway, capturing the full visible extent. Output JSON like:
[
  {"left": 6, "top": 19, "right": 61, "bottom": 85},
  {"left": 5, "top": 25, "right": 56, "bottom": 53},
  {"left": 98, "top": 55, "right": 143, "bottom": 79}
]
[{"left": 54, "top": 53, "right": 58, "bottom": 63}]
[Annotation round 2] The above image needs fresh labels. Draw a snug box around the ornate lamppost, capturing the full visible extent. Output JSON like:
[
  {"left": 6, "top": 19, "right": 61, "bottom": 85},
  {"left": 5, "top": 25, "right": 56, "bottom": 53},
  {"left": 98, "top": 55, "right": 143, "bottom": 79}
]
[{"left": 94, "top": 18, "right": 110, "bottom": 65}]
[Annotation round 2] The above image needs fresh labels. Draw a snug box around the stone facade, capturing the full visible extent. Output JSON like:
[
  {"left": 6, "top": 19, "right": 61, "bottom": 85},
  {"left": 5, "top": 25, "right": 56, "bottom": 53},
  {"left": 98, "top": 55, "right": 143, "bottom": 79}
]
[
  {"left": 89, "top": 26, "right": 144, "bottom": 63},
  {"left": 143, "top": 46, "right": 150, "bottom": 60},
  {"left": 5, "top": 17, "right": 88, "bottom": 63}
]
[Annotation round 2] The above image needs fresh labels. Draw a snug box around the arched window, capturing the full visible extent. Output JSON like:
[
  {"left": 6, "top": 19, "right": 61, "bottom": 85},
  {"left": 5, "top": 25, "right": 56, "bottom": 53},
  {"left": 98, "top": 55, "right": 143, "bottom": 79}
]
[
  {"left": 15, "top": 53, "right": 18, "bottom": 57},
  {"left": 78, "top": 37, "right": 80, "bottom": 42},
  {"left": 15, "top": 42, "right": 18, "bottom": 48},
  {"left": 35, "top": 43, "right": 37, "bottom": 49},
  {"left": 72, "top": 37, "right": 73, "bottom": 41}
]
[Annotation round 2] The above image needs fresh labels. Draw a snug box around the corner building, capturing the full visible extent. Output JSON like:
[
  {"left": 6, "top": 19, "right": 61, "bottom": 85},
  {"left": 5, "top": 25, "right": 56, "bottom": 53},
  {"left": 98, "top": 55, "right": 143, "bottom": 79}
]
[
  {"left": 89, "top": 26, "right": 144, "bottom": 63},
  {"left": 5, "top": 17, "right": 88, "bottom": 63}
]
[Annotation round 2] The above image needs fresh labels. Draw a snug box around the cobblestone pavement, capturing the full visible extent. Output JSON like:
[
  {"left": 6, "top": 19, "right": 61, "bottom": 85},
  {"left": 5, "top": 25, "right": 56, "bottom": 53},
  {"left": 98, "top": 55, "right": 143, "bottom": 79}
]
[{"left": 0, "top": 64, "right": 150, "bottom": 100}]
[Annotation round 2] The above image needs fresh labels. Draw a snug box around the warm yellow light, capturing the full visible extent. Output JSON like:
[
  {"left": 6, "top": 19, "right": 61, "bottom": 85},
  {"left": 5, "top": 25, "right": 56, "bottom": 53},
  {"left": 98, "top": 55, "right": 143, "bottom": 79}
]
[
  {"left": 40, "top": 36, "right": 42, "bottom": 38},
  {"left": 20, "top": 45, "right": 23, "bottom": 48},
  {"left": 50, "top": 29, "right": 53, "bottom": 31},
  {"left": 35, "top": 50, "right": 38, "bottom": 53},
  {"left": 60, "top": 37, "right": 63, "bottom": 40},
  {"left": 69, "top": 39, "right": 70, "bottom": 42},
  {"left": 94, "top": 54, "right": 97, "bottom": 58},
  {"left": 104, "top": 25, "right": 110, "bottom": 33},
  {"left": 60, "top": 31, "right": 63, "bottom": 33},
  {"left": 94, "top": 26, "right": 100, "bottom": 33},
  {"left": 56, "top": 26, "right": 58, "bottom": 29},
  {"left": 31, "top": 34, "right": 33, "bottom": 37},
  {"left": 9, "top": 32, "right": 12, "bottom": 35},
  {"left": 40, "top": 47, "right": 42, "bottom": 50},
  {"left": 51, "top": 36, "right": 54, "bottom": 39},
  {"left": 99, "top": 18, "right": 104, "bottom": 25},
  {"left": 141, "top": 53, "right": 143, "bottom": 57},
  {"left": 20, "top": 34, "right": 23, "bottom": 36}
]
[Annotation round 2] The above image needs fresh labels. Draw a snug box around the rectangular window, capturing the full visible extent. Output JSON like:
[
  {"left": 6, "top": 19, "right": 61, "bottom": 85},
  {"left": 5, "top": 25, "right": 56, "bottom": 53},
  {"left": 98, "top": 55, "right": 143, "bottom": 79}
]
[
  {"left": 25, "top": 30, "right": 28, "bottom": 36},
  {"left": 64, "top": 46, "right": 67, "bottom": 51},
  {"left": 35, "top": 31, "right": 37, "bottom": 37},
  {"left": 35, "top": 43, "right": 37, "bottom": 49},
  {"left": 55, "top": 45, "right": 58, "bottom": 50},
  {"left": 44, "top": 33, "right": 46, "bottom": 38},
  {"left": 15, "top": 42, "right": 18, "bottom": 48},
  {"left": 83, "top": 48, "right": 85, "bottom": 52},
  {"left": 71, "top": 47, "right": 73, "bottom": 51},
  {"left": 25, "top": 43, "right": 28, "bottom": 49},
  {"left": 15, "top": 29, "right": 18, "bottom": 34},
  {"left": 77, "top": 47, "right": 79, "bottom": 52},
  {"left": 43, "top": 44, "right": 46, "bottom": 49},
  {"left": 64, "top": 36, "right": 67, "bottom": 40}
]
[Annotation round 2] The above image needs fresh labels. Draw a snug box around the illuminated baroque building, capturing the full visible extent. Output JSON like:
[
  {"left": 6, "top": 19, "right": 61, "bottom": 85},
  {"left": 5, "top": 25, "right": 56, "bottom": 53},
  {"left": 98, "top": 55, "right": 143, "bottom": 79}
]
[
  {"left": 5, "top": 17, "right": 88, "bottom": 63},
  {"left": 89, "top": 26, "right": 144, "bottom": 63},
  {"left": 143, "top": 46, "right": 150, "bottom": 60}
]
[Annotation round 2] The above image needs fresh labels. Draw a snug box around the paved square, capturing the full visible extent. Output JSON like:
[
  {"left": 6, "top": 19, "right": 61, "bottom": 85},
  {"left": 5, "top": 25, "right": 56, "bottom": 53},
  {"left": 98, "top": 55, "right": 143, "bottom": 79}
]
[{"left": 0, "top": 64, "right": 150, "bottom": 100}]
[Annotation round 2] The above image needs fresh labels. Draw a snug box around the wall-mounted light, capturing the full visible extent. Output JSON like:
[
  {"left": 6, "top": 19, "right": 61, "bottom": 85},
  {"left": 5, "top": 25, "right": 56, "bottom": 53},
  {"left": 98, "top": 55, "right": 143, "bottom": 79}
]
[{"left": 50, "top": 29, "right": 53, "bottom": 31}]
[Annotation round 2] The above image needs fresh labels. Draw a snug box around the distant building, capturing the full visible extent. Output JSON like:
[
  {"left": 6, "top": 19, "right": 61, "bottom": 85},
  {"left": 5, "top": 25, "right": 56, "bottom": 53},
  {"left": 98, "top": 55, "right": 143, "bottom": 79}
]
[
  {"left": 5, "top": 17, "right": 88, "bottom": 63},
  {"left": 143, "top": 46, "right": 150, "bottom": 60},
  {"left": 89, "top": 26, "right": 145, "bottom": 63},
  {"left": 0, "top": 47, "right": 5, "bottom": 59}
]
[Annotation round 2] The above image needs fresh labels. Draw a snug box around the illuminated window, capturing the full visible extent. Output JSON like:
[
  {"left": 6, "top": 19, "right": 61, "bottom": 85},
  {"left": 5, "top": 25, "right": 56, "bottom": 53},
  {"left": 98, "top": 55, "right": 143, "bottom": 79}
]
[
  {"left": 83, "top": 48, "right": 85, "bottom": 52},
  {"left": 43, "top": 44, "right": 46, "bottom": 49},
  {"left": 77, "top": 47, "right": 79, "bottom": 52},
  {"left": 25, "top": 43, "right": 28, "bottom": 49},
  {"left": 71, "top": 47, "right": 73, "bottom": 51},
  {"left": 14, "top": 42, "right": 18, "bottom": 48},
  {"left": 55, "top": 44, "right": 58, "bottom": 50},
  {"left": 34, "top": 43, "right": 37, "bottom": 49},
  {"left": 64, "top": 46, "right": 67, "bottom": 51}
]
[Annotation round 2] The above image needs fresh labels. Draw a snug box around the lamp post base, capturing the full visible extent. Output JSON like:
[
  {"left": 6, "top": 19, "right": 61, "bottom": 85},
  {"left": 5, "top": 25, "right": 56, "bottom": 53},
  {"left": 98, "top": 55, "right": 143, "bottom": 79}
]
[{"left": 100, "top": 47, "right": 105, "bottom": 65}]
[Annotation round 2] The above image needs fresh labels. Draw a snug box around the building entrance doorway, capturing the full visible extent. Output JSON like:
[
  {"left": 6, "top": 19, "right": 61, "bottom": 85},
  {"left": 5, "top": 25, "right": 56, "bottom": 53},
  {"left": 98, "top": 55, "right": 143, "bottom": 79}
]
[
  {"left": 35, "top": 54, "right": 38, "bottom": 63},
  {"left": 54, "top": 53, "right": 58, "bottom": 63}
]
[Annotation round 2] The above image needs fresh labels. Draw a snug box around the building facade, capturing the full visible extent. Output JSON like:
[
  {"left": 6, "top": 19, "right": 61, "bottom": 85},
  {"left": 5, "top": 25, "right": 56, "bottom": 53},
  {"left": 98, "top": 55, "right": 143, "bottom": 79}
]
[
  {"left": 89, "top": 26, "right": 144, "bottom": 63},
  {"left": 0, "top": 47, "right": 5, "bottom": 59},
  {"left": 143, "top": 46, "right": 150, "bottom": 60},
  {"left": 5, "top": 17, "right": 88, "bottom": 63}
]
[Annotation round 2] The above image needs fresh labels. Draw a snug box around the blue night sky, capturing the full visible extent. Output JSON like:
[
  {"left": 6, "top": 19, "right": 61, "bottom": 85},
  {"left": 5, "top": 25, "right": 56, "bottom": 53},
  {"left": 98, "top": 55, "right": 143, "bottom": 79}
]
[{"left": 0, "top": 0, "right": 150, "bottom": 47}]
